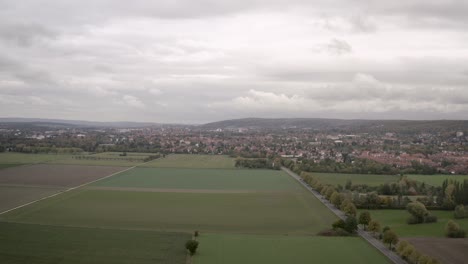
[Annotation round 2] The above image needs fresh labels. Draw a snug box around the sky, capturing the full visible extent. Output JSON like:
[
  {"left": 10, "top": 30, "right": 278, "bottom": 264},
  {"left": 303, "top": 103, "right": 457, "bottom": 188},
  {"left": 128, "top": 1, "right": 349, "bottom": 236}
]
[{"left": 0, "top": 0, "right": 467, "bottom": 124}]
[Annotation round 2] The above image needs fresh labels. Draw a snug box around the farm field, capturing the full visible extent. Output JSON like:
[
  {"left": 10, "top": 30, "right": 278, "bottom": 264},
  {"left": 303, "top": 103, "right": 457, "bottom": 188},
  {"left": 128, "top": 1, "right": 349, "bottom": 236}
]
[
  {"left": 0, "top": 153, "right": 71, "bottom": 164},
  {"left": 0, "top": 222, "right": 189, "bottom": 264},
  {"left": 141, "top": 154, "right": 235, "bottom": 169},
  {"left": 0, "top": 185, "right": 62, "bottom": 212},
  {"left": 360, "top": 209, "right": 468, "bottom": 237},
  {"left": 92, "top": 168, "right": 303, "bottom": 191},
  {"left": 0, "top": 164, "right": 22, "bottom": 170},
  {"left": 407, "top": 174, "right": 468, "bottom": 186},
  {"left": 194, "top": 234, "right": 390, "bottom": 264},
  {"left": 406, "top": 237, "right": 468, "bottom": 264},
  {"left": 0, "top": 164, "right": 124, "bottom": 187},
  {"left": 1, "top": 189, "right": 336, "bottom": 235},
  {"left": 49, "top": 152, "right": 157, "bottom": 167},
  {"left": 311, "top": 172, "right": 399, "bottom": 187}
]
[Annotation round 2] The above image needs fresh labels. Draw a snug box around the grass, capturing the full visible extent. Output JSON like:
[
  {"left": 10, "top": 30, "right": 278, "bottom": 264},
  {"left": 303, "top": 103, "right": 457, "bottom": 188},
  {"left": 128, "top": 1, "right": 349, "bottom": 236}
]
[
  {"left": 0, "top": 222, "right": 189, "bottom": 264},
  {"left": 193, "top": 234, "right": 390, "bottom": 264},
  {"left": 311, "top": 172, "right": 399, "bottom": 187},
  {"left": 1, "top": 189, "right": 336, "bottom": 235},
  {"left": 407, "top": 174, "right": 468, "bottom": 186},
  {"left": 92, "top": 168, "right": 303, "bottom": 191},
  {"left": 0, "top": 153, "right": 70, "bottom": 164},
  {"left": 0, "top": 186, "right": 62, "bottom": 213},
  {"left": 141, "top": 154, "right": 235, "bottom": 169},
  {"left": 360, "top": 209, "right": 468, "bottom": 237}
]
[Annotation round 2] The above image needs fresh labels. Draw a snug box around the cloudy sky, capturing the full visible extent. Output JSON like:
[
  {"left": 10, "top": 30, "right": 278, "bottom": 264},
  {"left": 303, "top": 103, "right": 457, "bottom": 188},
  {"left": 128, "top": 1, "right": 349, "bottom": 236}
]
[{"left": 1, "top": 0, "right": 467, "bottom": 123}]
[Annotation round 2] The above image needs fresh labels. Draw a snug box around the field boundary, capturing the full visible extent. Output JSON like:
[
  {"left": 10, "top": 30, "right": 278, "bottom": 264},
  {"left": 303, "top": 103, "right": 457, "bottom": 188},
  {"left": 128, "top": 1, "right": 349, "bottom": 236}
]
[
  {"left": 0, "top": 161, "right": 151, "bottom": 216},
  {"left": 281, "top": 167, "right": 406, "bottom": 264}
]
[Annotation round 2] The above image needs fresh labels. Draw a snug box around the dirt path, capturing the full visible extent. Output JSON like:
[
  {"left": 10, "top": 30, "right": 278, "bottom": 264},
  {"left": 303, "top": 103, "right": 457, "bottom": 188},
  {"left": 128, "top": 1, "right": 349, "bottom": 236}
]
[{"left": 282, "top": 167, "right": 407, "bottom": 264}]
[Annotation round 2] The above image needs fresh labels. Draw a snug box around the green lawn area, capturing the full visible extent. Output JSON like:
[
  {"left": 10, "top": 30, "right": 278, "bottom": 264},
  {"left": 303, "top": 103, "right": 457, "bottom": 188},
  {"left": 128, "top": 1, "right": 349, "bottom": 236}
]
[
  {"left": 0, "top": 222, "right": 189, "bottom": 264},
  {"left": 0, "top": 185, "right": 62, "bottom": 213},
  {"left": 92, "top": 168, "right": 303, "bottom": 191},
  {"left": 0, "top": 153, "right": 70, "bottom": 164},
  {"left": 361, "top": 209, "right": 468, "bottom": 237},
  {"left": 141, "top": 154, "right": 235, "bottom": 169},
  {"left": 407, "top": 174, "right": 468, "bottom": 186},
  {"left": 194, "top": 234, "right": 390, "bottom": 264},
  {"left": 312, "top": 172, "right": 399, "bottom": 187},
  {"left": 1, "top": 189, "right": 336, "bottom": 235}
]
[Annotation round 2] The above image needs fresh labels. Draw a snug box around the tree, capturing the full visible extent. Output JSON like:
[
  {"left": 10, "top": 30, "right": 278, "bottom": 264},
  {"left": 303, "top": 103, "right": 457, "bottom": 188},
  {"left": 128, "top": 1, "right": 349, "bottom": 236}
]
[
  {"left": 330, "top": 191, "right": 342, "bottom": 207},
  {"left": 185, "top": 240, "right": 199, "bottom": 256},
  {"left": 344, "top": 216, "right": 358, "bottom": 233},
  {"left": 358, "top": 211, "right": 371, "bottom": 230},
  {"left": 445, "top": 220, "right": 466, "bottom": 238},
  {"left": 401, "top": 244, "right": 415, "bottom": 260},
  {"left": 383, "top": 230, "right": 399, "bottom": 249},
  {"left": 454, "top": 205, "right": 467, "bottom": 219},
  {"left": 396, "top": 240, "right": 409, "bottom": 256},
  {"left": 368, "top": 220, "right": 381, "bottom": 237},
  {"left": 406, "top": 201, "right": 429, "bottom": 224},
  {"left": 343, "top": 202, "right": 357, "bottom": 217},
  {"left": 418, "top": 255, "right": 431, "bottom": 264}
]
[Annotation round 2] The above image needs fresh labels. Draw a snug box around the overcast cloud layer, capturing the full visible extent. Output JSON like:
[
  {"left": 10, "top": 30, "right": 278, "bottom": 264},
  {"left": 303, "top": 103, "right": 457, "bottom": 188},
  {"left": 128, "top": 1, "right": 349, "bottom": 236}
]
[{"left": 1, "top": 0, "right": 467, "bottom": 123}]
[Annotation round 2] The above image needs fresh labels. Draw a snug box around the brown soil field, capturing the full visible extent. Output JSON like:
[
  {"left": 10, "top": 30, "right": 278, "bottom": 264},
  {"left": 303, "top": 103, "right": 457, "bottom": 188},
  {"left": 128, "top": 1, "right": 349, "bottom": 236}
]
[
  {"left": 86, "top": 186, "right": 275, "bottom": 193},
  {"left": 406, "top": 237, "right": 468, "bottom": 264},
  {"left": 0, "top": 185, "right": 62, "bottom": 213},
  {"left": 0, "top": 164, "right": 124, "bottom": 187}
]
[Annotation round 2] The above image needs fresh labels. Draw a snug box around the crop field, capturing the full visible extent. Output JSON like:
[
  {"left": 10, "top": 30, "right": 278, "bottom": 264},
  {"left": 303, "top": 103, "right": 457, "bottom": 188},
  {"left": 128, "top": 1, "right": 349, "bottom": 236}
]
[
  {"left": 406, "top": 237, "right": 468, "bottom": 264},
  {"left": 0, "top": 154, "right": 393, "bottom": 263},
  {"left": 0, "top": 153, "right": 71, "bottom": 164},
  {"left": 0, "top": 164, "right": 124, "bottom": 187},
  {"left": 0, "top": 185, "right": 61, "bottom": 212},
  {"left": 1, "top": 189, "right": 335, "bottom": 235},
  {"left": 141, "top": 154, "right": 235, "bottom": 169},
  {"left": 49, "top": 152, "right": 157, "bottom": 167},
  {"left": 359, "top": 209, "right": 468, "bottom": 237},
  {"left": 0, "top": 222, "right": 189, "bottom": 264},
  {"left": 407, "top": 174, "right": 468, "bottom": 186},
  {"left": 312, "top": 172, "right": 399, "bottom": 187},
  {"left": 194, "top": 234, "right": 390, "bottom": 264},
  {"left": 92, "top": 168, "right": 303, "bottom": 191}
]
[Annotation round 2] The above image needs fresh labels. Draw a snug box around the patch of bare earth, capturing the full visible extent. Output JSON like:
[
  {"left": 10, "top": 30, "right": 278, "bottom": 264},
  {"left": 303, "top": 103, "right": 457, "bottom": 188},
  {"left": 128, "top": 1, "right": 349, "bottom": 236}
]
[
  {"left": 0, "top": 164, "right": 125, "bottom": 187},
  {"left": 86, "top": 186, "right": 276, "bottom": 194},
  {"left": 406, "top": 237, "right": 468, "bottom": 264}
]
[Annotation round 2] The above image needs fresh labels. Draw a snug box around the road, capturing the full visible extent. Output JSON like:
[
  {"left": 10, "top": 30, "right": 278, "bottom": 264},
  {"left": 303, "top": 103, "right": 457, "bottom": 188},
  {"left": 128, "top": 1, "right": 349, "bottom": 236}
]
[{"left": 282, "top": 167, "right": 406, "bottom": 264}]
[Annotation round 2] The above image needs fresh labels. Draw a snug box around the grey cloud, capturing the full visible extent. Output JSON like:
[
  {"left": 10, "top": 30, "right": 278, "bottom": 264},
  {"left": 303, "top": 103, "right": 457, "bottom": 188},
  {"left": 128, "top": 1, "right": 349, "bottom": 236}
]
[{"left": 0, "top": 23, "right": 57, "bottom": 47}]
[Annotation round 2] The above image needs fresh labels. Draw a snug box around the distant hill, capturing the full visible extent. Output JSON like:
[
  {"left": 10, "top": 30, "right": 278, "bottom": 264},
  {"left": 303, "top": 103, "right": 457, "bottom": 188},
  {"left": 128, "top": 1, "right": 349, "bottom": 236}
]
[
  {"left": 200, "top": 118, "right": 468, "bottom": 133},
  {"left": 0, "top": 118, "right": 160, "bottom": 128}
]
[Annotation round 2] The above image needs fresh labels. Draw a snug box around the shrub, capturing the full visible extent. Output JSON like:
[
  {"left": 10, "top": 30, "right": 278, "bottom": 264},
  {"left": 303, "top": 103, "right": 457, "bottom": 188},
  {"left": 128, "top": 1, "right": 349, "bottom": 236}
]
[
  {"left": 424, "top": 215, "right": 437, "bottom": 223},
  {"left": 396, "top": 240, "right": 409, "bottom": 256},
  {"left": 318, "top": 228, "right": 351, "bottom": 237},
  {"left": 406, "top": 202, "right": 428, "bottom": 224},
  {"left": 454, "top": 205, "right": 467, "bottom": 219},
  {"left": 332, "top": 219, "right": 345, "bottom": 230},
  {"left": 194, "top": 230, "right": 199, "bottom": 237},
  {"left": 445, "top": 220, "right": 466, "bottom": 238},
  {"left": 185, "top": 240, "right": 199, "bottom": 256},
  {"left": 407, "top": 215, "right": 420, "bottom": 225}
]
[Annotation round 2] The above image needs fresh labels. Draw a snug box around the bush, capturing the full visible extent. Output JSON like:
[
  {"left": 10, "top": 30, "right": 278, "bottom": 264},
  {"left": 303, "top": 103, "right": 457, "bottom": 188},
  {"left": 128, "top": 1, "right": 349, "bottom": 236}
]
[
  {"left": 332, "top": 219, "right": 345, "bottom": 230},
  {"left": 445, "top": 220, "right": 466, "bottom": 238},
  {"left": 396, "top": 240, "right": 409, "bottom": 256},
  {"left": 407, "top": 215, "right": 420, "bottom": 225},
  {"left": 318, "top": 228, "right": 351, "bottom": 237},
  {"left": 185, "top": 240, "right": 199, "bottom": 256},
  {"left": 424, "top": 215, "right": 437, "bottom": 223},
  {"left": 454, "top": 205, "right": 467, "bottom": 219}
]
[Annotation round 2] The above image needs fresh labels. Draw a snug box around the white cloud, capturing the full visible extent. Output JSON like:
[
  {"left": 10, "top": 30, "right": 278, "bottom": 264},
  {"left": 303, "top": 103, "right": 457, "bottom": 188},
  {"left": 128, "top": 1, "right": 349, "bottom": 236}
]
[{"left": 121, "top": 95, "right": 145, "bottom": 109}]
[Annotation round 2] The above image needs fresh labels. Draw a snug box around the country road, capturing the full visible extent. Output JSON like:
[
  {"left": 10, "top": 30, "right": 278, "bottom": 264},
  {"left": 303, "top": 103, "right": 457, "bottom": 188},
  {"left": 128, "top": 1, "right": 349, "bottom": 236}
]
[{"left": 282, "top": 167, "right": 407, "bottom": 264}]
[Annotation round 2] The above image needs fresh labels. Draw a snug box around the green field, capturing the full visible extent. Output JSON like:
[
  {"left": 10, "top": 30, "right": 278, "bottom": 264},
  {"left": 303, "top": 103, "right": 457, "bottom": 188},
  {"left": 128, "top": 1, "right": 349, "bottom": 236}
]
[
  {"left": 0, "top": 222, "right": 189, "bottom": 264},
  {"left": 0, "top": 153, "right": 70, "bottom": 164},
  {"left": 1, "top": 189, "right": 336, "bottom": 235},
  {"left": 141, "top": 154, "right": 235, "bottom": 169},
  {"left": 361, "top": 209, "right": 468, "bottom": 237},
  {"left": 92, "top": 168, "right": 302, "bottom": 191},
  {"left": 312, "top": 172, "right": 399, "bottom": 187},
  {"left": 408, "top": 174, "right": 468, "bottom": 186},
  {"left": 194, "top": 234, "right": 390, "bottom": 264}
]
